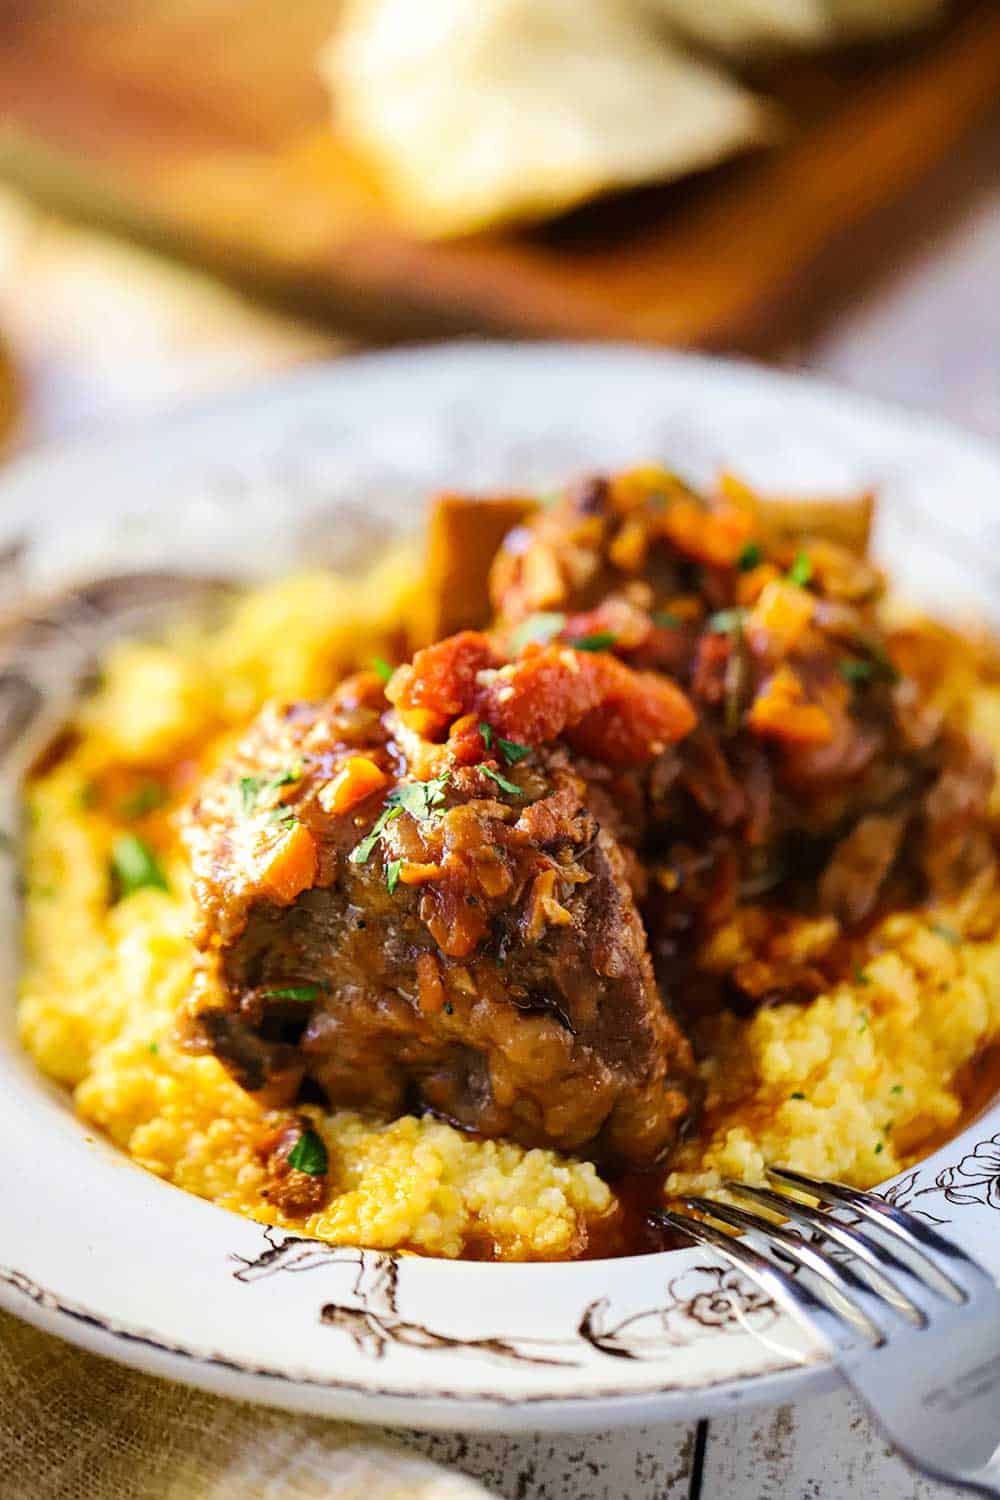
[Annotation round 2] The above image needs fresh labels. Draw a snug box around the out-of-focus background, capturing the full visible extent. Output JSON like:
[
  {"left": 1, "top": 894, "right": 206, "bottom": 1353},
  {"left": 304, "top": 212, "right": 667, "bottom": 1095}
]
[{"left": 0, "top": 0, "right": 998, "bottom": 447}]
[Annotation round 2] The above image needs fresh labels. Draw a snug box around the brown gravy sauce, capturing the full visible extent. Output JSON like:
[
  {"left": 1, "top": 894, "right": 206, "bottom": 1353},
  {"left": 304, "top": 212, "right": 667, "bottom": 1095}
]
[{"left": 574, "top": 1039, "right": 1000, "bottom": 1262}]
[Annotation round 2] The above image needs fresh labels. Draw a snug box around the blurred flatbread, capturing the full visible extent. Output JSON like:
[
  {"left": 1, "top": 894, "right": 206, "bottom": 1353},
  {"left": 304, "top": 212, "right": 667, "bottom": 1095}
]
[
  {"left": 321, "top": 0, "right": 772, "bottom": 238},
  {"left": 642, "top": 0, "right": 945, "bottom": 51},
  {"left": 824, "top": 0, "right": 947, "bottom": 39},
  {"left": 642, "top": 0, "right": 831, "bottom": 53}
]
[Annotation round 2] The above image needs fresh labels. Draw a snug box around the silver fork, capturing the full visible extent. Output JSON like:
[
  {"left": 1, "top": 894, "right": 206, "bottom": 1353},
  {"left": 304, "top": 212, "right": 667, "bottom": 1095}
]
[{"left": 654, "top": 1166, "right": 1000, "bottom": 1497}]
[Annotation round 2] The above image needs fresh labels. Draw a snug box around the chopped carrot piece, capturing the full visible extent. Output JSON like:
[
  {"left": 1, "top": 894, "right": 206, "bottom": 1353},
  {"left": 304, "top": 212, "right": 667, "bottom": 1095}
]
[
  {"left": 736, "top": 563, "right": 781, "bottom": 607},
  {"left": 416, "top": 951, "right": 446, "bottom": 1014},
  {"left": 657, "top": 500, "right": 755, "bottom": 569},
  {"left": 318, "top": 756, "right": 389, "bottom": 816},
  {"left": 260, "top": 822, "right": 318, "bottom": 903},
  {"left": 747, "top": 667, "right": 833, "bottom": 746},
  {"left": 749, "top": 580, "right": 814, "bottom": 653},
  {"left": 399, "top": 861, "right": 445, "bottom": 886}
]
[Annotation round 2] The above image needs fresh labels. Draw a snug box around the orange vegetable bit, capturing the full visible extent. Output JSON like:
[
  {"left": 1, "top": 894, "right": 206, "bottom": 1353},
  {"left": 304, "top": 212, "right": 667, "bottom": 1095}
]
[
  {"left": 319, "top": 756, "right": 389, "bottom": 817},
  {"left": 415, "top": 950, "right": 446, "bottom": 1014},
  {"left": 260, "top": 821, "right": 318, "bottom": 903},
  {"left": 747, "top": 666, "right": 833, "bottom": 746},
  {"left": 656, "top": 499, "right": 755, "bottom": 569},
  {"left": 749, "top": 579, "right": 815, "bottom": 654}
]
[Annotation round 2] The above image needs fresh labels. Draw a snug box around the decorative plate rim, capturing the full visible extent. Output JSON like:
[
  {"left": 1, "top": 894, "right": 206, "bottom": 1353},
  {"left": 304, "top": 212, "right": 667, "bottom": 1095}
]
[{"left": 3, "top": 340, "right": 1000, "bottom": 1432}]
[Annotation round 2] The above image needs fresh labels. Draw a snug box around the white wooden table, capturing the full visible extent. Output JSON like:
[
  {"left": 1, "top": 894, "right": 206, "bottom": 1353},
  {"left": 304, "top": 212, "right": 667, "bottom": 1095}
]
[{"left": 3, "top": 122, "right": 999, "bottom": 1490}]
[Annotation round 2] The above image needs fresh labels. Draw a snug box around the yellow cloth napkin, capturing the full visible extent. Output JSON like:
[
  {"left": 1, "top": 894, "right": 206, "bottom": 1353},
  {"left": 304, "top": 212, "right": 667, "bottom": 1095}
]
[{"left": 0, "top": 1309, "right": 490, "bottom": 1500}]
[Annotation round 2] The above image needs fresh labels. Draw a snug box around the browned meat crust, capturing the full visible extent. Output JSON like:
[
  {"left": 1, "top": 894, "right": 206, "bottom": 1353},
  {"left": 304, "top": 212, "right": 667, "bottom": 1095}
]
[{"left": 184, "top": 671, "right": 694, "bottom": 1168}]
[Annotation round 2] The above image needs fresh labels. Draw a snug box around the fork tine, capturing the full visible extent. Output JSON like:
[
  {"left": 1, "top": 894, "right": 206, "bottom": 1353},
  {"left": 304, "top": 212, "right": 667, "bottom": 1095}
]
[
  {"left": 768, "top": 1165, "right": 977, "bottom": 1302},
  {"left": 653, "top": 1209, "right": 872, "bottom": 1356},
  {"left": 682, "top": 1196, "right": 887, "bottom": 1343},
  {"left": 725, "top": 1181, "right": 926, "bottom": 1324}
]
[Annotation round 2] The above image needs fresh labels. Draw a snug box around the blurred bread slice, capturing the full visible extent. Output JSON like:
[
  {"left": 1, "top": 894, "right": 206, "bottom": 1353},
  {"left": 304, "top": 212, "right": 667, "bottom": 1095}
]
[
  {"left": 642, "top": 0, "right": 946, "bottom": 52},
  {"left": 641, "top": 0, "right": 832, "bottom": 54},
  {"left": 824, "top": 0, "right": 947, "bottom": 39},
  {"left": 321, "top": 0, "right": 772, "bottom": 238}
]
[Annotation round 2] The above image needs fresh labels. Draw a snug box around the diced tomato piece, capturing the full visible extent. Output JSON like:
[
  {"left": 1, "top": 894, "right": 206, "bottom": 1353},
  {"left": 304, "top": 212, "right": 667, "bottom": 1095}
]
[{"left": 389, "top": 631, "right": 498, "bottom": 725}]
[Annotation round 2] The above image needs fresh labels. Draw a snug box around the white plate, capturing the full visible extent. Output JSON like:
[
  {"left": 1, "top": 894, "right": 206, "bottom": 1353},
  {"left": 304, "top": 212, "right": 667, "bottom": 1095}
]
[{"left": 3, "top": 341, "right": 1000, "bottom": 1434}]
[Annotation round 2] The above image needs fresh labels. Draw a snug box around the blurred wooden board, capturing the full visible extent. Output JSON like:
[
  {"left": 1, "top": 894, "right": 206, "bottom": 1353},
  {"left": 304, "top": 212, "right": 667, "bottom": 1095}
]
[{"left": 1, "top": 1, "right": 1000, "bottom": 347}]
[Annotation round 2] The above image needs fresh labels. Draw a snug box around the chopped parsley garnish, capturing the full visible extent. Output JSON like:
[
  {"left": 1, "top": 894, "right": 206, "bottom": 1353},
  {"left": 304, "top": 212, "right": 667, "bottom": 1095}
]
[
  {"left": 839, "top": 648, "right": 900, "bottom": 688},
  {"left": 497, "top": 735, "right": 531, "bottom": 765},
  {"left": 853, "top": 965, "right": 871, "bottom": 986},
  {"left": 111, "top": 834, "right": 168, "bottom": 899},
  {"left": 480, "top": 722, "right": 531, "bottom": 764},
  {"left": 838, "top": 658, "right": 874, "bottom": 685},
  {"left": 148, "top": 1042, "right": 159, "bottom": 1056},
  {"left": 891, "top": 1084, "right": 904, "bottom": 1096},
  {"left": 790, "top": 1091, "right": 806, "bottom": 1100},
  {"left": 707, "top": 607, "right": 748, "bottom": 635},
  {"left": 652, "top": 610, "right": 681, "bottom": 630},
  {"left": 858, "top": 1011, "right": 870, "bottom": 1033},
  {"left": 121, "top": 780, "right": 167, "bottom": 819},
  {"left": 287, "top": 1129, "right": 328, "bottom": 1177},
  {"left": 738, "top": 541, "right": 764, "bottom": 572},
  {"left": 349, "top": 804, "right": 401, "bottom": 865},
  {"left": 386, "top": 859, "right": 402, "bottom": 895},
  {"left": 931, "top": 920, "right": 960, "bottom": 945},
  {"left": 238, "top": 764, "right": 302, "bottom": 816},
  {"left": 568, "top": 631, "right": 617, "bottom": 653},
  {"left": 508, "top": 611, "right": 566, "bottom": 653},
  {"left": 787, "top": 551, "right": 813, "bottom": 587},
  {"left": 479, "top": 765, "right": 523, "bottom": 796},
  {"left": 262, "top": 984, "right": 325, "bottom": 1003},
  {"left": 387, "top": 772, "right": 450, "bottom": 822},
  {"left": 874, "top": 1141, "right": 884, "bottom": 1155},
  {"left": 372, "top": 656, "right": 394, "bottom": 684},
  {"left": 349, "top": 773, "right": 451, "bottom": 865}
]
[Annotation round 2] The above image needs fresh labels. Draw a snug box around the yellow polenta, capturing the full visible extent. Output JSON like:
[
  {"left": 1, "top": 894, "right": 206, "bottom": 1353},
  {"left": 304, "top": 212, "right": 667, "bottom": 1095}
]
[{"left": 18, "top": 558, "right": 1000, "bottom": 1258}]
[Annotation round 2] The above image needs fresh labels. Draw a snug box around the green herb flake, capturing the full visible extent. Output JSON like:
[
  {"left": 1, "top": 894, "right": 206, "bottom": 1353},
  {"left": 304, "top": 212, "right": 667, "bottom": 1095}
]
[
  {"left": 111, "top": 834, "right": 168, "bottom": 899},
  {"left": 349, "top": 804, "right": 401, "bottom": 865},
  {"left": 508, "top": 611, "right": 566, "bottom": 654},
  {"left": 787, "top": 551, "right": 813, "bottom": 587},
  {"left": 891, "top": 1084, "right": 904, "bottom": 1096},
  {"left": 262, "top": 984, "right": 324, "bottom": 1003},
  {"left": 652, "top": 610, "right": 681, "bottom": 630},
  {"left": 707, "top": 608, "right": 748, "bottom": 636},
  {"left": 121, "top": 780, "right": 167, "bottom": 819},
  {"left": 858, "top": 1011, "right": 870, "bottom": 1034},
  {"left": 568, "top": 631, "right": 617, "bottom": 653},
  {"left": 931, "top": 920, "right": 961, "bottom": 945},
  {"left": 148, "top": 1042, "right": 159, "bottom": 1056},
  {"left": 372, "top": 656, "right": 394, "bottom": 684},
  {"left": 238, "top": 764, "right": 303, "bottom": 816},
  {"left": 479, "top": 764, "right": 523, "bottom": 797},
  {"left": 854, "top": 965, "right": 871, "bottom": 986},
  {"left": 386, "top": 859, "right": 402, "bottom": 896},
  {"left": 838, "top": 658, "right": 873, "bottom": 685},
  {"left": 738, "top": 541, "right": 764, "bottom": 572},
  {"left": 287, "top": 1129, "right": 328, "bottom": 1177},
  {"left": 874, "top": 1141, "right": 884, "bottom": 1156},
  {"left": 496, "top": 735, "right": 532, "bottom": 765},
  {"left": 841, "top": 648, "right": 900, "bottom": 687},
  {"left": 386, "top": 772, "right": 450, "bottom": 822},
  {"left": 790, "top": 1091, "right": 806, "bottom": 1100},
  {"left": 479, "top": 722, "right": 494, "bottom": 750}
]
